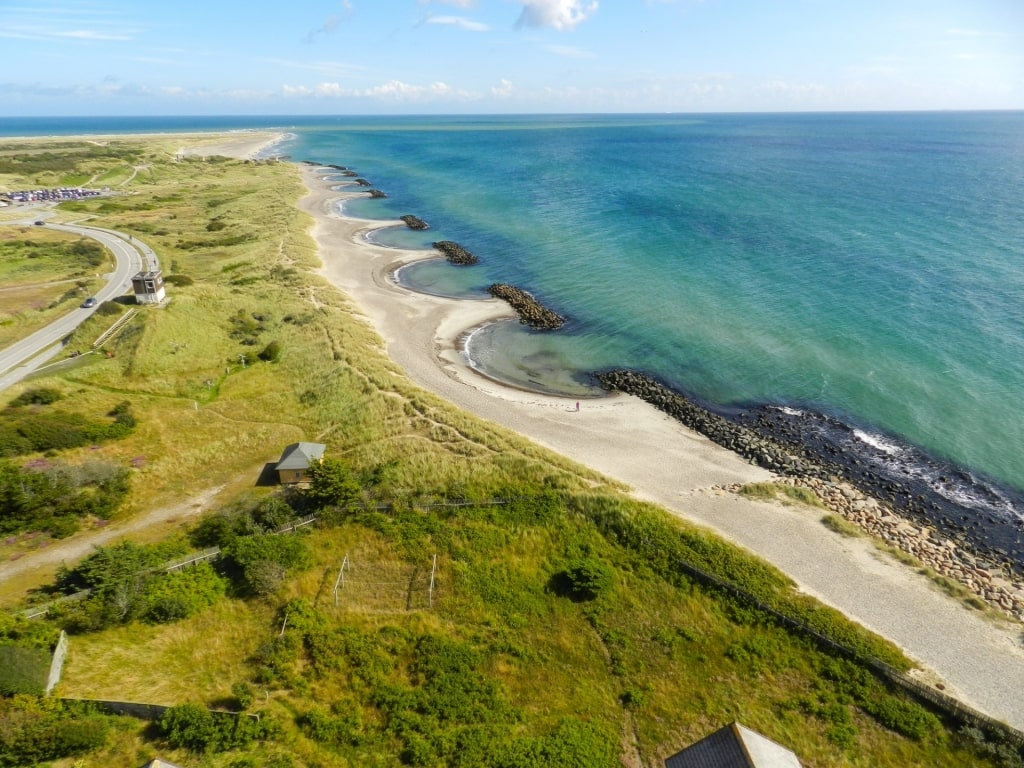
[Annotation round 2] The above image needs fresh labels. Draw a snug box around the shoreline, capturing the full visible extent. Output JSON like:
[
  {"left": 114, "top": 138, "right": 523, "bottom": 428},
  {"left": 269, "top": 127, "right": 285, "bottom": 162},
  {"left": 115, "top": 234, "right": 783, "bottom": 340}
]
[{"left": 296, "top": 162, "right": 1024, "bottom": 730}]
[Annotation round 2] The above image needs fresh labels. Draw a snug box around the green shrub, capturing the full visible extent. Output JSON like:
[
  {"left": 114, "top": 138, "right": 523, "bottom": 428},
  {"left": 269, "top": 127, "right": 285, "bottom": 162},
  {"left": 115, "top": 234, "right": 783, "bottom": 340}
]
[
  {"left": 140, "top": 563, "right": 227, "bottom": 624},
  {"left": 862, "top": 696, "right": 942, "bottom": 740},
  {"left": 0, "top": 459, "right": 131, "bottom": 537},
  {"left": 163, "top": 273, "right": 194, "bottom": 286},
  {"left": 232, "top": 682, "right": 255, "bottom": 711},
  {"left": 551, "top": 557, "right": 614, "bottom": 602},
  {"left": 0, "top": 698, "right": 113, "bottom": 766},
  {"left": 7, "top": 388, "right": 63, "bottom": 407},
  {"left": 0, "top": 646, "right": 50, "bottom": 695},
  {"left": 258, "top": 340, "right": 282, "bottom": 362},
  {"left": 158, "top": 703, "right": 277, "bottom": 753},
  {"left": 306, "top": 457, "right": 361, "bottom": 510}
]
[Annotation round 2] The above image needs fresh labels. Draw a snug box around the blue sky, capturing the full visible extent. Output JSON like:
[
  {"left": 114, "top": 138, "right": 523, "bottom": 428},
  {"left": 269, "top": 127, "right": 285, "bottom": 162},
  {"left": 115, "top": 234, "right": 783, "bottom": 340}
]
[{"left": 1, "top": 0, "right": 1021, "bottom": 115}]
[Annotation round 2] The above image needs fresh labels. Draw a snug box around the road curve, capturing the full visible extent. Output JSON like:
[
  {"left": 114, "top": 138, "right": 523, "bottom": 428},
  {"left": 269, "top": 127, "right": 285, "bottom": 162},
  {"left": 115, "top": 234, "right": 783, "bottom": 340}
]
[{"left": 0, "top": 221, "right": 158, "bottom": 391}]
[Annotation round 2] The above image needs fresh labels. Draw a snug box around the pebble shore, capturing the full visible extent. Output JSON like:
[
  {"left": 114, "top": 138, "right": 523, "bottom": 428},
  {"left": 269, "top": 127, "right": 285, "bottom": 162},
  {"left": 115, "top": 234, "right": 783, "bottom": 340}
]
[{"left": 597, "top": 368, "right": 1024, "bottom": 622}]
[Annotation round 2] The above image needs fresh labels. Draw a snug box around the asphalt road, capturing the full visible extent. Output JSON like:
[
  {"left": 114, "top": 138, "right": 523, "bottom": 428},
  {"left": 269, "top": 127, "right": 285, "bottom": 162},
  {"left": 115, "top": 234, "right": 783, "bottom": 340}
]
[{"left": 0, "top": 218, "right": 159, "bottom": 391}]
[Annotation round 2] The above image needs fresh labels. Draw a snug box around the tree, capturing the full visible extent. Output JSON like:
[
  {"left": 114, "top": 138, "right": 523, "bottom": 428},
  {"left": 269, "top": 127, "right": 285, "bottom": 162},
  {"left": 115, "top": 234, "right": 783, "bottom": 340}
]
[{"left": 305, "top": 457, "right": 361, "bottom": 510}]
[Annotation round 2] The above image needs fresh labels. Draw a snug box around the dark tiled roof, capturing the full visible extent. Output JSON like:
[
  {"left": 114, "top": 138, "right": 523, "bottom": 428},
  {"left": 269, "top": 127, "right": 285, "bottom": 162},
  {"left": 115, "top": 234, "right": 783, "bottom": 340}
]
[
  {"left": 664, "top": 723, "right": 801, "bottom": 768},
  {"left": 275, "top": 442, "right": 326, "bottom": 471}
]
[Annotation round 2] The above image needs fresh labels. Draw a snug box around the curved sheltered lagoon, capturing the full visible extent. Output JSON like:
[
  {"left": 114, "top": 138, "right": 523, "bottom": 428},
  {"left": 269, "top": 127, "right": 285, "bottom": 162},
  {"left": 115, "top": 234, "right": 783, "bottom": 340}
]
[{"left": 298, "top": 161, "right": 1024, "bottom": 731}]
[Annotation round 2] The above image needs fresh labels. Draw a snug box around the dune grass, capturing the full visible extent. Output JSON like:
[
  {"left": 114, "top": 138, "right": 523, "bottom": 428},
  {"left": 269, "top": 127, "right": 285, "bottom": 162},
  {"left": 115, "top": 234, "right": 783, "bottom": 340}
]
[{"left": 1, "top": 137, "right": 1017, "bottom": 768}]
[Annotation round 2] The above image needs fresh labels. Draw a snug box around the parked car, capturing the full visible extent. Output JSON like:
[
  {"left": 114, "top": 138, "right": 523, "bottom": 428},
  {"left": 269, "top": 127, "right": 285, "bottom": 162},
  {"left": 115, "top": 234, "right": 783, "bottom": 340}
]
[
  {"left": 34, "top": 220, "right": 44, "bottom": 226},
  {"left": 81, "top": 297, "right": 97, "bottom": 308}
]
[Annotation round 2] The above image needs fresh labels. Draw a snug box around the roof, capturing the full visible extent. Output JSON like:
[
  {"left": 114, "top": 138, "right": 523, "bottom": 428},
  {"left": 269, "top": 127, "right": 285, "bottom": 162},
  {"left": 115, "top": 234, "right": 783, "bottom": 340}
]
[
  {"left": 275, "top": 442, "right": 326, "bottom": 471},
  {"left": 141, "top": 759, "right": 186, "bottom": 768},
  {"left": 664, "top": 723, "right": 802, "bottom": 768}
]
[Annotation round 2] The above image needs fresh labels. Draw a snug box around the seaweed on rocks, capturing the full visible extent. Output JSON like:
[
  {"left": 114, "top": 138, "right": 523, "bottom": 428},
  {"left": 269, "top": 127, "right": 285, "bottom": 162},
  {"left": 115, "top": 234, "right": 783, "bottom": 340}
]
[
  {"left": 354, "top": 178, "right": 372, "bottom": 187},
  {"left": 400, "top": 214, "right": 429, "bottom": 230},
  {"left": 488, "top": 284, "right": 565, "bottom": 330},
  {"left": 433, "top": 241, "right": 478, "bottom": 265},
  {"left": 368, "top": 190, "right": 388, "bottom": 199}
]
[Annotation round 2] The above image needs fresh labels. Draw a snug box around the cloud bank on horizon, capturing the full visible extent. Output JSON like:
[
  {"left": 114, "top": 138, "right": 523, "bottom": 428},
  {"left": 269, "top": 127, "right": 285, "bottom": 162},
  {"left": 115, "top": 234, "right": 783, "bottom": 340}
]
[{"left": 0, "top": 0, "right": 1020, "bottom": 115}]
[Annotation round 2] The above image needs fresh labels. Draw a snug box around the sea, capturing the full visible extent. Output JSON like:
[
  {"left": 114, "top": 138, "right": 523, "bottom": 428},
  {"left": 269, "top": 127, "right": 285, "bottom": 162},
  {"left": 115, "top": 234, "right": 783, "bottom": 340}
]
[{"left": 4, "top": 112, "right": 1024, "bottom": 560}]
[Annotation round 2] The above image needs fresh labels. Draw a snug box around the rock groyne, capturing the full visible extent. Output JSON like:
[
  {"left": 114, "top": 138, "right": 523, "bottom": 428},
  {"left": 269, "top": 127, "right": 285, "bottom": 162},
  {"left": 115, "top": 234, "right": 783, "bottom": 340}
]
[
  {"left": 488, "top": 284, "right": 566, "bottom": 330},
  {"left": 433, "top": 241, "right": 478, "bottom": 265},
  {"left": 400, "top": 215, "right": 429, "bottom": 230}
]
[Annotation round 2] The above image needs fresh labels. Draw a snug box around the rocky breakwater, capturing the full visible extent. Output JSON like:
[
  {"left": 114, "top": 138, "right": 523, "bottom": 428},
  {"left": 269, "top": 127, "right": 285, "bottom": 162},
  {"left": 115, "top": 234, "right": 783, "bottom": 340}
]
[
  {"left": 367, "top": 190, "right": 388, "bottom": 199},
  {"left": 596, "top": 369, "right": 821, "bottom": 477},
  {"left": 354, "top": 178, "right": 372, "bottom": 187},
  {"left": 400, "top": 215, "right": 429, "bottom": 230},
  {"left": 488, "top": 284, "right": 565, "bottom": 330},
  {"left": 598, "top": 369, "right": 1024, "bottom": 621},
  {"left": 433, "top": 241, "right": 478, "bottom": 265}
]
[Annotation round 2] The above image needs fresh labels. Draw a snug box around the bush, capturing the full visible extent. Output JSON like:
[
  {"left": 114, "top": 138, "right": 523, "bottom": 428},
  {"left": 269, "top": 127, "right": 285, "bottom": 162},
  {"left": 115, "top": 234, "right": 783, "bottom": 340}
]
[
  {"left": 159, "top": 704, "right": 277, "bottom": 753},
  {"left": 861, "top": 696, "right": 942, "bottom": 740},
  {"left": 7, "top": 388, "right": 62, "bottom": 407},
  {"left": 0, "top": 459, "right": 131, "bottom": 537},
  {"left": 0, "top": 646, "right": 50, "bottom": 695},
  {"left": 258, "top": 340, "right": 282, "bottom": 362},
  {"left": 551, "top": 557, "right": 614, "bottom": 602},
  {"left": 306, "top": 458, "right": 361, "bottom": 510},
  {"left": 164, "top": 274, "right": 194, "bottom": 286},
  {"left": 0, "top": 698, "right": 113, "bottom": 766}
]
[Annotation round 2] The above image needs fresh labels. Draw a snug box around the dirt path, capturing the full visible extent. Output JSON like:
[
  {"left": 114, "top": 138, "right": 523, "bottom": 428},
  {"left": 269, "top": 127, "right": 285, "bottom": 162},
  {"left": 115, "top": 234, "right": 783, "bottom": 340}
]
[{"left": 0, "top": 486, "right": 224, "bottom": 592}]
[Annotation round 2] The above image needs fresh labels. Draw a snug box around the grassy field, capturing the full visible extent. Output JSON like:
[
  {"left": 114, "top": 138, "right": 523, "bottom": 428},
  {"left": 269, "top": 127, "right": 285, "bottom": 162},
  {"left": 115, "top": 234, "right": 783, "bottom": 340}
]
[
  {"left": 0, "top": 226, "right": 111, "bottom": 346},
  {"left": 0, "top": 137, "right": 1019, "bottom": 768}
]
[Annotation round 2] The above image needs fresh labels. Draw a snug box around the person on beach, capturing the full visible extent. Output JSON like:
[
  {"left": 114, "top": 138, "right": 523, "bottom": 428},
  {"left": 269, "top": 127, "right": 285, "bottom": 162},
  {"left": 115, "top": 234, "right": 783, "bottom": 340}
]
[{"left": 576, "top": 401, "right": 580, "bottom": 412}]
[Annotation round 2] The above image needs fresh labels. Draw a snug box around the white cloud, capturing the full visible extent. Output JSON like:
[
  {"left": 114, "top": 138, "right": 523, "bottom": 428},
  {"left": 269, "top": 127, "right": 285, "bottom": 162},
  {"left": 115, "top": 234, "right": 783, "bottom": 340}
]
[
  {"left": 491, "top": 78, "right": 514, "bottom": 97},
  {"left": 284, "top": 79, "right": 463, "bottom": 102},
  {"left": 543, "top": 43, "right": 594, "bottom": 58},
  {"left": 426, "top": 16, "right": 491, "bottom": 32},
  {"left": 419, "top": 0, "right": 476, "bottom": 6},
  {"left": 0, "top": 25, "right": 133, "bottom": 42},
  {"left": 516, "top": 0, "right": 598, "bottom": 31}
]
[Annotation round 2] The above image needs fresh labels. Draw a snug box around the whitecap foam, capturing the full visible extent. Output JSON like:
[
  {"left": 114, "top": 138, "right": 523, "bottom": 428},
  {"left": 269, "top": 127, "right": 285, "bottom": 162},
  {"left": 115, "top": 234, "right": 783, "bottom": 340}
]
[
  {"left": 853, "top": 428, "right": 903, "bottom": 456},
  {"left": 773, "top": 406, "right": 805, "bottom": 416}
]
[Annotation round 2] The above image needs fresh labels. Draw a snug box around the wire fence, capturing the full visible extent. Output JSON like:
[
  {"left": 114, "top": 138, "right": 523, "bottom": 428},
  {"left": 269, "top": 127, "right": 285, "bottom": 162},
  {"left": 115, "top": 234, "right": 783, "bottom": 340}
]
[{"left": 653, "top": 540, "right": 1024, "bottom": 748}]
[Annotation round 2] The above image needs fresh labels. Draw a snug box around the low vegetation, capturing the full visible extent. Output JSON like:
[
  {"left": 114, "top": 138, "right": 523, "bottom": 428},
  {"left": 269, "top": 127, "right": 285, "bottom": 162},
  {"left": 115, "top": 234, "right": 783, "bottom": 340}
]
[
  {"left": 0, "top": 227, "right": 111, "bottom": 345},
  {"left": 0, "top": 137, "right": 1019, "bottom": 767}
]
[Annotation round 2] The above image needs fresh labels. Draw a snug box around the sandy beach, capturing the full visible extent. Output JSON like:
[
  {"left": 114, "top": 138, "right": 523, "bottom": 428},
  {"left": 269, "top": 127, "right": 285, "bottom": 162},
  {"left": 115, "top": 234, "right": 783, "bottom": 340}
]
[
  {"left": 175, "top": 131, "right": 286, "bottom": 161},
  {"left": 297, "top": 164, "right": 1024, "bottom": 730}
]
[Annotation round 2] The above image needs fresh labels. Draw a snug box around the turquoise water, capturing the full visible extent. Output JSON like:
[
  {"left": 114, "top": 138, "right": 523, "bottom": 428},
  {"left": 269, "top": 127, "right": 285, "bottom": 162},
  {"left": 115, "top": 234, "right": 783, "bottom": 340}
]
[
  {"left": 4, "top": 113, "right": 1022, "bottom": 520},
  {"left": 287, "top": 113, "right": 1024, "bottom": 505}
]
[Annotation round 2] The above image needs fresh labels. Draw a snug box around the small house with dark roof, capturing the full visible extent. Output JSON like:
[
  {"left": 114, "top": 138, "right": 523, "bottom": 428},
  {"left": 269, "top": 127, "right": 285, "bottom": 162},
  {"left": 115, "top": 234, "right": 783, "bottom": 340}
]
[
  {"left": 664, "top": 722, "right": 802, "bottom": 768},
  {"left": 275, "top": 442, "right": 326, "bottom": 485},
  {"left": 131, "top": 270, "right": 166, "bottom": 305}
]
